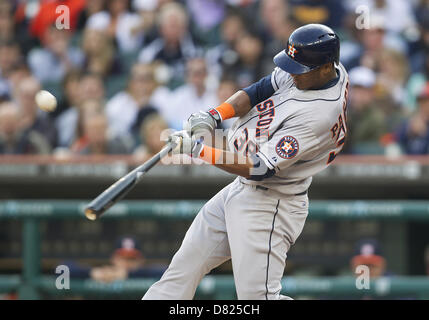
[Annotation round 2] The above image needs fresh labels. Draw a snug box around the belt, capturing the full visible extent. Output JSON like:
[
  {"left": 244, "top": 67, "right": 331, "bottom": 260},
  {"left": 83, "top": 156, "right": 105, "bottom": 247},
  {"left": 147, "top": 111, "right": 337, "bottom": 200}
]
[{"left": 255, "top": 185, "right": 308, "bottom": 196}]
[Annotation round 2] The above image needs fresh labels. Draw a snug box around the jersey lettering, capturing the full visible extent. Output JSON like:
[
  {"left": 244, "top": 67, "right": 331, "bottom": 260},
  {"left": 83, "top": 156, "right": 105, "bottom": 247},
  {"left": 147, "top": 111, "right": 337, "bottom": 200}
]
[
  {"left": 255, "top": 99, "right": 275, "bottom": 140},
  {"left": 327, "top": 80, "right": 349, "bottom": 164}
]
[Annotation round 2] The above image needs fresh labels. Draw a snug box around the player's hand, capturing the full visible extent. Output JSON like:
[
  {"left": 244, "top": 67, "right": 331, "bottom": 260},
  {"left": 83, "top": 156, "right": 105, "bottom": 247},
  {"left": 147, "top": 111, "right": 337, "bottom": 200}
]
[
  {"left": 168, "top": 130, "right": 203, "bottom": 157},
  {"left": 186, "top": 110, "right": 220, "bottom": 135}
]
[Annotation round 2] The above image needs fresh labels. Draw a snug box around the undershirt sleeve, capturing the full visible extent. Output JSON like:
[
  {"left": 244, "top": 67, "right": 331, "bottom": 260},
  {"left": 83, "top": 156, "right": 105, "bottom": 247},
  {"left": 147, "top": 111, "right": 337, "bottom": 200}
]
[{"left": 242, "top": 75, "right": 275, "bottom": 107}]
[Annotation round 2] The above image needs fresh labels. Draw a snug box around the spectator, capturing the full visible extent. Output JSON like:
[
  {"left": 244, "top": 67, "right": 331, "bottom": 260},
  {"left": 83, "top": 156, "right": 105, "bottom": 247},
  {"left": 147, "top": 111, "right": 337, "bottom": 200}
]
[
  {"left": 14, "top": 76, "right": 57, "bottom": 147},
  {"left": 134, "top": 113, "right": 168, "bottom": 161},
  {"left": 81, "top": 27, "right": 123, "bottom": 77},
  {"left": 396, "top": 83, "right": 429, "bottom": 155},
  {"left": 259, "top": 0, "right": 290, "bottom": 39},
  {"left": 80, "top": 72, "right": 106, "bottom": 103},
  {"left": 406, "top": 52, "right": 429, "bottom": 112},
  {"left": 186, "top": 0, "right": 226, "bottom": 47},
  {"left": 220, "top": 11, "right": 246, "bottom": 44},
  {"left": 228, "top": 33, "right": 265, "bottom": 88},
  {"left": 338, "top": 7, "right": 364, "bottom": 71},
  {"left": 216, "top": 77, "right": 239, "bottom": 129},
  {"left": 0, "top": 40, "right": 22, "bottom": 100},
  {"left": 259, "top": 0, "right": 297, "bottom": 74},
  {"left": 0, "top": 3, "right": 14, "bottom": 41},
  {"left": 205, "top": 12, "right": 247, "bottom": 79},
  {"left": 29, "top": 0, "right": 86, "bottom": 40},
  {"left": 106, "top": 63, "right": 170, "bottom": 138},
  {"left": 163, "top": 58, "right": 217, "bottom": 130},
  {"left": 366, "top": 14, "right": 408, "bottom": 62},
  {"left": 55, "top": 70, "right": 83, "bottom": 118},
  {"left": 64, "top": 236, "right": 167, "bottom": 281},
  {"left": 138, "top": 2, "right": 199, "bottom": 87},
  {"left": 410, "top": 3, "right": 429, "bottom": 74},
  {"left": 351, "top": 239, "right": 388, "bottom": 279},
  {"left": 6, "top": 62, "right": 32, "bottom": 104},
  {"left": 86, "top": 0, "right": 144, "bottom": 53},
  {"left": 27, "top": 24, "right": 85, "bottom": 84},
  {"left": 76, "top": 0, "right": 107, "bottom": 30},
  {"left": 0, "top": 102, "right": 51, "bottom": 154},
  {"left": 0, "top": 3, "right": 36, "bottom": 55},
  {"left": 90, "top": 236, "right": 166, "bottom": 282},
  {"left": 350, "top": 238, "right": 415, "bottom": 300},
  {"left": 69, "top": 99, "right": 104, "bottom": 154},
  {"left": 288, "top": 0, "right": 346, "bottom": 30},
  {"left": 56, "top": 73, "right": 106, "bottom": 148},
  {"left": 345, "top": 66, "right": 387, "bottom": 154},
  {"left": 72, "top": 112, "right": 131, "bottom": 155},
  {"left": 372, "top": 49, "right": 408, "bottom": 132},
  {"left": 377, "top": 48, "right": 410, "bottom": 107},
  {"left": 342, "top": 13, "right": 407, "bottom": 71},
  {"left": 346, "top": 0, "right": 417, "bottom": 35},
  {"left": 131, "top": 0, "right": 159, "bottom": 45}
]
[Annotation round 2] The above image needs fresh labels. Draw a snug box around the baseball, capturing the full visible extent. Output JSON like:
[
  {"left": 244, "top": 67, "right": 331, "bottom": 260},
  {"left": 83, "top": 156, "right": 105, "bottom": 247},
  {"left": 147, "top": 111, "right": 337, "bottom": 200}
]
[{"left": 35, "top": 90, "right": 57, "bottom": 112}]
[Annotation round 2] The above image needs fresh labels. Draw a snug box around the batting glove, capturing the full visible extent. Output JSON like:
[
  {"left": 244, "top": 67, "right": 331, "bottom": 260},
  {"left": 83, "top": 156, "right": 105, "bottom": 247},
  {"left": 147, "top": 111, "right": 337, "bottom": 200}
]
[
  {"left": 186, "top": 109, "right": 221, "bottom": 135},
  {"left": 168, "top": 130, "right": 204, "bottom": 157}
]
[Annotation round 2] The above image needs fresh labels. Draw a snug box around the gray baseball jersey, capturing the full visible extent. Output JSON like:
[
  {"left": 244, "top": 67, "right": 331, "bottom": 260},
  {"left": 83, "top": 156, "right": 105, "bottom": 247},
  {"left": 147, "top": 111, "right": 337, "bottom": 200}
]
[
  {"left": 143, "top": 64, "right": 349, "bottom": 300},
  {"left": 228, "top": 63, "right": 349, "bottom": 195}
]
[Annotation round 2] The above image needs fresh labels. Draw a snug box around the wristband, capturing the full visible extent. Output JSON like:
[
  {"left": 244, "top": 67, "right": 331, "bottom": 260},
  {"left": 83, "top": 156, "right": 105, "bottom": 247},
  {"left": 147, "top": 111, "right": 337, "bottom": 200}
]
[
  {"left": 213, "top": 102, "right": 236, "bottom": 121},
  {"left": 198, "top": 145, "right": 223, "bottom": 164}
]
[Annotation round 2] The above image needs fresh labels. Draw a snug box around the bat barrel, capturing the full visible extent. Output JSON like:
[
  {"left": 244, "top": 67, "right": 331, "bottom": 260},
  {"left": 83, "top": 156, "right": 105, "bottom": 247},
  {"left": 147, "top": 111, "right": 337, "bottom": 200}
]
[
  {"left": 84, "top": 174, "right": 138, "bottom": 220},
  {"left": 84, "top": 142, "right": 175, "bottom": 220}
]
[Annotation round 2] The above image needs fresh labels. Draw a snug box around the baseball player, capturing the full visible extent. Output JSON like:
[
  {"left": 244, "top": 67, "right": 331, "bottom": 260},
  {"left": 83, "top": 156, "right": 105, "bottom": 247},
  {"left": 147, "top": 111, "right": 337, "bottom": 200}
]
[{"left": 143, "top": 24, "right": 349, "bottom": 300}]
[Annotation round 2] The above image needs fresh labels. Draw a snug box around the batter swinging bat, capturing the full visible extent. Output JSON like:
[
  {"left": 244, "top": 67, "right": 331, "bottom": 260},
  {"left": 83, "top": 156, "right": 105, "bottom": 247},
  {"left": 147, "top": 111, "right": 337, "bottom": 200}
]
[{"left": 84, "top": 141, "right": 176, "bottom": 220}]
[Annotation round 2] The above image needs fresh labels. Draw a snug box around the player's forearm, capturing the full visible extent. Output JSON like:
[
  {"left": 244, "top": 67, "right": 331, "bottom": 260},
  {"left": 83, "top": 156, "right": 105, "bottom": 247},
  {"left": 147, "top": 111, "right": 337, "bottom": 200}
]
[
  {"left": 225, "top": 90, "right": 252, "bottom": 118},
  {"left": 214, "top": 152, "right": 254, "bottom": 179},
  {"left": 199, "top": 146, "right": 254, "bottom": 179}
]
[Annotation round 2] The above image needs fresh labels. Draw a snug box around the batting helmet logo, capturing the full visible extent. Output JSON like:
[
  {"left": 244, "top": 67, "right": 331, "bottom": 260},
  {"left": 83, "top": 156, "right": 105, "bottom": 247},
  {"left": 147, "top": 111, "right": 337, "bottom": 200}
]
[
  {"left": 276, "top": 136, "right": 299, "bottom": 159},
  {"left": 288, "top": 44, "right": 298, "bottom": 58}
]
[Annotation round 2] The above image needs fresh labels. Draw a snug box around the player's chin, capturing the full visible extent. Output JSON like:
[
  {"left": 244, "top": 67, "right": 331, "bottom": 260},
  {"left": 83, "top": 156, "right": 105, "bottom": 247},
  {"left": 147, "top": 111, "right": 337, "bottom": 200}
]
[
  {"left": 294, "top": 82, "right": 306, "bottom": 90},
  {"left": 292, "top": 77, "right": 306, "bottom": 90},
  {"left": 294, "top": 80, "right": 312, "bottom": 90}
]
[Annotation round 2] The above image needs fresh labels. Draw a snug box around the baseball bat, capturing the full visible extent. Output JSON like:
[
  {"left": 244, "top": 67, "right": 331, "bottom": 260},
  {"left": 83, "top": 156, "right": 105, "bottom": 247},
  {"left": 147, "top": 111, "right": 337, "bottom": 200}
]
[{"left": 84, "top": 141, "right": 176, "bottom": 220}]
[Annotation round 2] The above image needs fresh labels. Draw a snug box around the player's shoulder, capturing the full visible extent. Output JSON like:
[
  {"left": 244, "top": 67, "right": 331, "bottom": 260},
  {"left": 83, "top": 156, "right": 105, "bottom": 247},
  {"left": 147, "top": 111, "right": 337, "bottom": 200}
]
[
  {"left": 271, "top": 67, "right": 293, "bottom": 91},
  {"left": 278, "top": 65, "right": 348, "bottom": 128}
]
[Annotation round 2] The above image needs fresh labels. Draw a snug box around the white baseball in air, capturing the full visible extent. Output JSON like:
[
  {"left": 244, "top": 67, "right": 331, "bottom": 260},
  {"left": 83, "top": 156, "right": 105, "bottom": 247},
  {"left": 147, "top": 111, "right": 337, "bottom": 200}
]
[{"left": 35, "top": 90, "right": 57, "bottom": 112}]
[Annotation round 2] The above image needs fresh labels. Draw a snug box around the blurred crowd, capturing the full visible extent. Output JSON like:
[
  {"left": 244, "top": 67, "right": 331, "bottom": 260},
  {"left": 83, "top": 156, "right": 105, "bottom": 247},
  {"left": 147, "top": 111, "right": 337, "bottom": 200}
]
[{"left": 0, "top": 0, "right": 428, "bottom": 159}]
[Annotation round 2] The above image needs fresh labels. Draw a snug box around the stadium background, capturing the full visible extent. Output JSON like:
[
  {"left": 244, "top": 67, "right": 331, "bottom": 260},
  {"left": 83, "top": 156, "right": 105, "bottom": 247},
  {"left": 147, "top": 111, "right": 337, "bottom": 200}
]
[{"left": 1, "top": 0, "right": 429, "bottom": 300}]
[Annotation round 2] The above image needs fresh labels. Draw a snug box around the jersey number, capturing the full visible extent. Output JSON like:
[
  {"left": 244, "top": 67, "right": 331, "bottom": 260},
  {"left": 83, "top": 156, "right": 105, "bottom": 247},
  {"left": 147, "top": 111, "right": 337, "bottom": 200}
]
[{"left": 233, "top": 128, "right": 258, "bottom": 156}]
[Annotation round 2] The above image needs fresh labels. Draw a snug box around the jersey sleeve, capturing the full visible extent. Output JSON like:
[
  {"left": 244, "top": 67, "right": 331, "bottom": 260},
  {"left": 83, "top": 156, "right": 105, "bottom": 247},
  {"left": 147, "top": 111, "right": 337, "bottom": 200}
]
[
  {"left": 270, "top": 67, "right": 292, "bottom": 91},
  {"left": 256, "top": 123, "right": 320, "bottom": 172}
]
